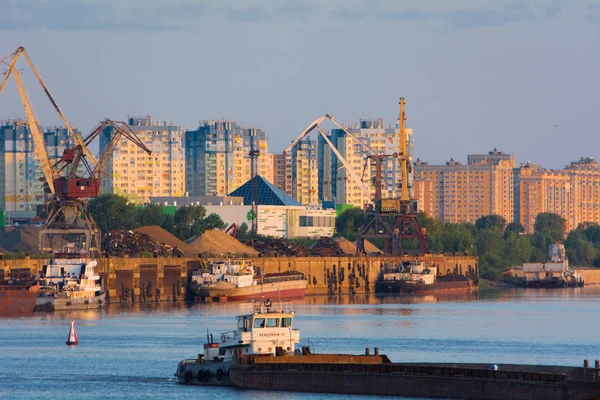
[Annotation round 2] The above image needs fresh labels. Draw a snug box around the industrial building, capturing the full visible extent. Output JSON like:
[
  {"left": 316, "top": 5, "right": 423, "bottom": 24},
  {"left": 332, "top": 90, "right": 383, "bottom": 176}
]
[
  {"left": 100, "top": 115, "right": 185, "bottom": 204},
  {"left": 185, "top": 120, "right": 273, "bottom": 197},
  {"left": 0, "top": 121, "right": 76, "bottom": 222}
]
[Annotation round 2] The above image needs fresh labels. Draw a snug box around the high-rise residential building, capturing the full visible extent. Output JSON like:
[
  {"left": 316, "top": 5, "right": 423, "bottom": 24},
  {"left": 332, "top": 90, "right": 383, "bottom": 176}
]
[
  {"left": 318, "top": 119, "right": 412, "bottom": 207},
  {"left": 291, "top": 138, "right": 319, "bottom": 205},
  {"left": 101, "top": 115, "right": 185, "bottom": 204},
  {"left": 185, "top": 120, "right": 271, "bottom": 197},
  {"left": 413, "top": 149, "right": 515, "bottom": 224},
  {"left": 273, "top": 153, "right": 292, "bottom": 196},
  {"left": 0, "top": 121, "right": 76, "bottom": 221},
  {"left": 515, "top": 157, "right": 600, "bottom": 233}
]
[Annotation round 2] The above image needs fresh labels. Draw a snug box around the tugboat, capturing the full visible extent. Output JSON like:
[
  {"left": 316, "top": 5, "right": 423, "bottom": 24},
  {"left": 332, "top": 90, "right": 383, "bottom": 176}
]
[
  {"left": 174, "top": 298, "right": 300, "bottom": 386},
  {"left": 34, "top": 259, "right": 104, "bottom": 312},
  {"left": 189, "top": 260, "right": 306, "bottom": 301}
]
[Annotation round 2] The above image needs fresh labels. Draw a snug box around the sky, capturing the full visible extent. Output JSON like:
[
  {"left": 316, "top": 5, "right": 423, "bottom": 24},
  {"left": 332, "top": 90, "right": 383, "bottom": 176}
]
[{"left": 0, "top": 0, "right": 599, "bottom": 169}]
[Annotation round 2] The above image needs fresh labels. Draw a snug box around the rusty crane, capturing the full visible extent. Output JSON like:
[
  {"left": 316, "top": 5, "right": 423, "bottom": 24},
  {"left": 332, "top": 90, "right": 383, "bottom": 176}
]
[{"left": 0, "top": 47, "right": 152, "bottom": 256}]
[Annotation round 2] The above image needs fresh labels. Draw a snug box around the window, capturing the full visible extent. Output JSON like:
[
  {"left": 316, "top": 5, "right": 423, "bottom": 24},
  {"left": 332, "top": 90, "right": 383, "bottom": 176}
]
[
  {"left": 266, "top": 318, "right": 279, "bottom": 328},
  {"left": 281, "top": 317, "right": 292, "bottom": 328},
  {"left": 253, "top": 318, "right": 265, "bottom": 328}
]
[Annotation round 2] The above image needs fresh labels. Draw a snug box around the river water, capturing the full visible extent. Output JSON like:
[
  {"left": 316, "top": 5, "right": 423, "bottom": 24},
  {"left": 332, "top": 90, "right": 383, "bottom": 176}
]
[{"left": 2, "top": 287, "right": 600, "bottom": 400}]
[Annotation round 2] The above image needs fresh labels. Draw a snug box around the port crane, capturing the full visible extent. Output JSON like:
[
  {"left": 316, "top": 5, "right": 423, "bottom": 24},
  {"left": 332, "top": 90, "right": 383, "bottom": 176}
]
[
  {"left": 285, "top": 98, "right": 428, "bottom": 255},
  {"left": 0, "top": 47, "right": 152, "bottom": 256}
]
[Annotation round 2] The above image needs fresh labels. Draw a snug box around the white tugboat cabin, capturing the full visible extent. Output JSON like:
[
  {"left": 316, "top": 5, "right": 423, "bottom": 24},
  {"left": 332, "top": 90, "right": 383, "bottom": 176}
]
[{"left": 175, "top": 299, "right": 300, "bottom": 386}]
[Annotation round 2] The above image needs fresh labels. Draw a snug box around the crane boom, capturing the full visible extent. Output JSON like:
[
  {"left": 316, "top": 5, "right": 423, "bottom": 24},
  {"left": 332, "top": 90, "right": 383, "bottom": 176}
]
[
  {"left": 315, "top": 126, "right": 371, "bottom": 198},
  {"left": 399, "top": 97, "right": 409, "bottom": 202},
  {"left": 0, "top": 47, "right": 97, "bottom": 164},
  {"left": 11, "top": 67, "right": 55, "bottom": 194}
]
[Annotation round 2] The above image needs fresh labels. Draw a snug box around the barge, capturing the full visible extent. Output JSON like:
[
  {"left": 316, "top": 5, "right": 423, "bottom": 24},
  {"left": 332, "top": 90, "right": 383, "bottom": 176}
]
[
  {"left": 176, "top": 299, "right": 600, "bottom": 399},
  {"left": 189, "top": 260, "right": 306, "bottom": 301},
  {"left": 375, "top": 260, "right": 477, "bottom": 294}
]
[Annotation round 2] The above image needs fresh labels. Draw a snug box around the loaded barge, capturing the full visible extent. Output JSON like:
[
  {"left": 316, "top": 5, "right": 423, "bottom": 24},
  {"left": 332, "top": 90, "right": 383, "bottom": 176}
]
[{"left": 176, "top": 300, "right": 600, "bottom": 399}]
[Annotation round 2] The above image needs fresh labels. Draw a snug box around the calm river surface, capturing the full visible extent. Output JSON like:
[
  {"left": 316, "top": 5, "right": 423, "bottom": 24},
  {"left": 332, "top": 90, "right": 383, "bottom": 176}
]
[{"left": 2, "top": 287, "right": 600, "bottom": 399}]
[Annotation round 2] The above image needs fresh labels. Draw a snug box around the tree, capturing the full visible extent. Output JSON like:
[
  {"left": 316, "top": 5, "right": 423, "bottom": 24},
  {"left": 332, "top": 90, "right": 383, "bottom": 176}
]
[
  {"left": 335, "top": 208, "right": 367, "bottom": 242},
  {"left": 534, "top": 212, "right": 566, "bottom": 234},
  {"left": 136, "top": 203, "right": 166, "bottom": 227},
  {"left": 475, "top": 215, "right": 506, "bottom": 232},
  {"left": 504, "top": 222, "right": 525, "bottom": 239},
  {"left": 565, "top": 228, "right": 598, "bottom": 266},
  {"left": 236, "top": 222, "right": 249, "bottom": 241},
  {"left": 173, "top": 205, "right": 207, "bottom": 239},
  {"left": 89, "top": 194, "right": 137, "bottom": 232},
  {"left": 203, "top": 213, "right": 227, "bottom": 231}
]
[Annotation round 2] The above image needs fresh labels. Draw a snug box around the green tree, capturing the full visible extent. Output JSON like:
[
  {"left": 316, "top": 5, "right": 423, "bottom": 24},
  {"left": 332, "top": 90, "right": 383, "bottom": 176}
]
[
  {"left": 136, "top": 203, "right": 166, "bottom": 227},
  {"left": 236, "top": 222, "right": 249, "bottom": 241},
  {"left": 475, "top": 214, "right": 507, "bottom": 232},
  {"left": 335, "top": 208, "right": 367, "bottom": 242},
  {"left": 565, "top": 228, "right": 598, "bottom": 266},
  {"left": 504, "top": 222, "right": 525, "bottom": 239},
  {"left": 203, "top": 213, "right": 227, "bottom": 231},
  {"left": 173, "top": 205, "right": 207, "bottom": 239},
  {"left": 89, "top": 194, "right": 137, "bottom": 232},
  {"left": 534, "top": 212, "right": 566, "bottom": 234}
]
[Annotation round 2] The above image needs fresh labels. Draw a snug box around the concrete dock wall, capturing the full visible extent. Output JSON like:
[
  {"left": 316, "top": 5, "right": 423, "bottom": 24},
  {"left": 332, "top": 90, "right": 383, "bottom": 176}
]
[{"left": 0, "top": 254, "right": 478, "bottom": 300}]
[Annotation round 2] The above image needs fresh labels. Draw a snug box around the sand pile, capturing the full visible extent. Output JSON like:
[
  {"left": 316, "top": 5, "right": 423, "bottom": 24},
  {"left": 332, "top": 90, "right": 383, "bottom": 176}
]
[
  {"left": 134, "top": 226, "right": 198, "bottom": 257},
  {"left": 331, "top": 237, "right": 383, "bottom": 255},
  {"left": 187, "top": 230, "right": 258, "bottom": 256},
  {"left": 0, "top": 227, "right": 40, "bottom": 253}
]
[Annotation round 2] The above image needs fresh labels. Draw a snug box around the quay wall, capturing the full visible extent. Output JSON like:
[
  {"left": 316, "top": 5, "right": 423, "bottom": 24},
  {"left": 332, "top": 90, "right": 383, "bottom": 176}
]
[{"left": 0, "top": 254, "right": 478, "bottom": 300}]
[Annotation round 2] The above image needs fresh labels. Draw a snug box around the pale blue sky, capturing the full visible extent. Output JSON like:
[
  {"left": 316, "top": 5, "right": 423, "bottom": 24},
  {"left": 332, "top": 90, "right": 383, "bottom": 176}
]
[{"left": 0, "top": 0, "right": 598, "bottom": 168}]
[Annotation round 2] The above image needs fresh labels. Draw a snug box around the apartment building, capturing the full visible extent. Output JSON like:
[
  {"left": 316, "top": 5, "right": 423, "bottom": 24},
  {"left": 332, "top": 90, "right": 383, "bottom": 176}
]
[
  {"left": 413, "top": 149, "right": 515, "bottom": 224},
  {"left": 318, "top": 119, "right": 413, "bottom": 207},
  {"left": 291, "top": 138, "right": 319, "bottom": 205},
  {"left": 101, "top": 115, "right": 185, "bottom": 204},
  {"left": 515, "top": 157, "right": 600, "bottom": 233},
  {"left": 272, "top": 152, "right": 292, "bottom": 197},
  {"left": 185, "top": 120, "right": 272, "bottom": 197},
  {"left": 0, "top": 121, "right": 76, "bottom": 221}
]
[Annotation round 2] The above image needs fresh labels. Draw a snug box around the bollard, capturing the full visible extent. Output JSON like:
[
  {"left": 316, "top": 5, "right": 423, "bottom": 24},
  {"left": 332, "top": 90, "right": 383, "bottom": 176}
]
[
  {"left": 596, "top": 360, "right": 599, "bottom": 369},
  {"left": 365, "top": 348, "right": 370, "bottom": 356},
  {"left": 374, "top": 347, "right": 379, "bottom": 356},
  {"left": 584, "top": 360, "right": 589, "bottom": 368}
]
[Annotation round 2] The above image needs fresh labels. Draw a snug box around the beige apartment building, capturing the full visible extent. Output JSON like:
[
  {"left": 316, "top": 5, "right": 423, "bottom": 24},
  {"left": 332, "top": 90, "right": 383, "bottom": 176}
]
[
  {"left": 291, "top": 138, "right": 319, "bottom": 205},
  {"left": 101, "top": 115, "right": 185, "bottom": 204},
  {"left": 413, "top": 149, "right": 515, "bottom": 224},
  {"left": 515, "top": 157, "right": 600, "bottom": 233}
]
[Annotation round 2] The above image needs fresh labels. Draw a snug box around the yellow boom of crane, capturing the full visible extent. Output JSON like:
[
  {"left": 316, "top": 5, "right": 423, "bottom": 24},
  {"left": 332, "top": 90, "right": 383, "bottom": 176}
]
[{"left": 0, "top": 47, "right": 98, "bottom": 194}]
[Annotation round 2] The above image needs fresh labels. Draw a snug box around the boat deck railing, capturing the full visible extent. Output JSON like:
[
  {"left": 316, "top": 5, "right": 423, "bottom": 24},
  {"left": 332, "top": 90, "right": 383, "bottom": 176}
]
[{"left": 239, "top": 300, "right": 294, "bottom": 314}]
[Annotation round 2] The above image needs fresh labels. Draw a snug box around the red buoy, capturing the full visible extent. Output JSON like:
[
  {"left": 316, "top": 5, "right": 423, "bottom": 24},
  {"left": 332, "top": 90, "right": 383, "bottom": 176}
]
[{"left": 66, "top": 319, "right": 79, "bottom": 346}]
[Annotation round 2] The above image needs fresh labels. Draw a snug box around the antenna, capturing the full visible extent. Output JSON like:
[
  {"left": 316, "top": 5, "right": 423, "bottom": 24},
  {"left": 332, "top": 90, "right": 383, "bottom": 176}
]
[{"left": 205, "top": 308, "right": 210, "bottom": 343}]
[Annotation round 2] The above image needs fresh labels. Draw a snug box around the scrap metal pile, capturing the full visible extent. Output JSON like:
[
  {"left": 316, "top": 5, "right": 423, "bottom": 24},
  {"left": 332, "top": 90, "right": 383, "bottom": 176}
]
[
  {"left": 309, "top": 237, "right": 346, "bottom": 256},
  {"left": 101, "top": 230, "right": 184, "bottom": 257},
  {"left": 241, "top": 236, "right": 309, "bottom": 257}
]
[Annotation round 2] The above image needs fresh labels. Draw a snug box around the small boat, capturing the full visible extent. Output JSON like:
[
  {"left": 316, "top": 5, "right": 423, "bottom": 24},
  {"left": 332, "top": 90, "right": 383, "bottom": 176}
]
[
  {"left": 174, "top": 298, "right": 300, "bottom": 385},
  {"left": 189, "top": 260, "right": 306, "bottom": 301},
  {"left": 34, "top": 258, "right": 104, "bottom": 312},
  {"left": 375, "top": 260, "right": 476, "bottom": 294},
  {"left": 66, "top": 320, "right": 79, "bottom": 345}
]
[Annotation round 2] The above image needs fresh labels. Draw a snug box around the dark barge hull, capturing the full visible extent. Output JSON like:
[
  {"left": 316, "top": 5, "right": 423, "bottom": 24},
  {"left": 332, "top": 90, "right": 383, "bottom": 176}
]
[
  {"left": 375, "top": 279, "right": 471, "bottom": 294},
  {"left": 229, "top": 358, "right": 600, "bottom": 400}
]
